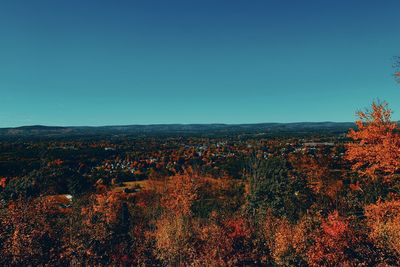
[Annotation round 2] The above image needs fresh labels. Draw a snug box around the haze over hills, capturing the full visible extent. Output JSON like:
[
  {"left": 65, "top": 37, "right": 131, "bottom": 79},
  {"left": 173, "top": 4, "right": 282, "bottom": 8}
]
[{"left": 0, "top": 122, "right": 355, "bottom": 139}]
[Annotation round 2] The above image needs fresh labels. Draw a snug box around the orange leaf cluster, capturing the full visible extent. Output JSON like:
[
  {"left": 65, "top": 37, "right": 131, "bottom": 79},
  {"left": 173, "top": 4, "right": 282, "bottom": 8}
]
[
  {"left": 365, "top": 199, "right": 400, "bottom": 256},
  {"left": 224, "top": 217, "right": 251, "bottom": 239},
  {"left": 82, "top": 191, "right": 127, "bottom": 225},
  {"left": 161, "top": 173, "right": 199, "bottom": 216},
  {"left": 346, "top": 101, "right": 400, "bottom": 180},
  {"left": 307, "top": 211, "right": 353, "bottom": 267},
  {"left": 0, "top": 177, "right": 6, "bottom": 188},
  {"left": 0, "top": 199, "right": 61, "bottom": 265}
]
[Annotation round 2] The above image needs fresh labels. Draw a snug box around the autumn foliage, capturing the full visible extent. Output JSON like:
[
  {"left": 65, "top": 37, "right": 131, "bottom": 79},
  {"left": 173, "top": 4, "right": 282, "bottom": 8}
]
[
  {"left": 346, "top": 101, "right": 400, "bottom": 180},
  {"left": 1, "top": 98, "right": 400, "bottom": 266},
  {"left": 0, "top": 177, "right": 6, "bottom": 188},
  {"left": 365, "top": 199, "right": 400, "bottom": 257},
  {"left": 0, "top": 198, "right": 64, "bottom": 266}
]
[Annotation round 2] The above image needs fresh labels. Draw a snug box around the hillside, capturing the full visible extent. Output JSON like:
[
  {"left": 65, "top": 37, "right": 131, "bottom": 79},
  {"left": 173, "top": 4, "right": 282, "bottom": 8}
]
[{"left": 0, "top": 122, "right": 355, "bottom": 139}]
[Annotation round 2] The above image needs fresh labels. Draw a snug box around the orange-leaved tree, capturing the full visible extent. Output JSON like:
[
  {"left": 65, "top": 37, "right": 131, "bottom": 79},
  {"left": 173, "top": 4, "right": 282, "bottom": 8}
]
[
  {"left": 154, "top": 172, "right": 200, "bottom": 266},
  {"left": 364, "top": 199, "right": 400, "bottom": 260},
  {"left": 346, "top": 101, "right": 400, "bottom": 180},
  {"left": 0, "top": 198, "right": 63, "bottom": 266},
  {"left": 306, "top": 211, "right": 356, "bottom": 267},
  {"left": 289, "top": 152, "right": 344, "bottom": 198},
  {"left": 63, "top": 191, "right": 132, "bottom": 266}
]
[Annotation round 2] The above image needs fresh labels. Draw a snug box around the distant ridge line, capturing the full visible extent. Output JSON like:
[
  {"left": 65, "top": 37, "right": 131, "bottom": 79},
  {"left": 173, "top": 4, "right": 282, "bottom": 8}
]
[
  {"left": 0, "top": 122, "right": 356, "bottom": 140},
  {"left": 3, "top": 121, "right": 354, "bottom": 130}
]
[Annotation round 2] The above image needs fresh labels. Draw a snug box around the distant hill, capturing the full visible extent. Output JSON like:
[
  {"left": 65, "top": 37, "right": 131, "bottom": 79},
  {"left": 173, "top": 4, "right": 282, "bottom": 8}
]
[{"left": 0, "top": 122, "right": 355, "bottom": 139}]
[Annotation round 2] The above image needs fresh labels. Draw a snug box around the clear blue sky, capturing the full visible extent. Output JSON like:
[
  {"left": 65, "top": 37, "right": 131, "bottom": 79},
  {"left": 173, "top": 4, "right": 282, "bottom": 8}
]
[{"left": 1, "top": 0, "right": 399, "bottom": 127}]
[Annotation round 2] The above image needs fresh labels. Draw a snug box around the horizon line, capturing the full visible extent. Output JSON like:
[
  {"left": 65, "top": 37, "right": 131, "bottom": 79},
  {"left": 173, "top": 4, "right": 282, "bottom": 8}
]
[{"left": 0, "top": 121, "right": 356, "bottom": 129}]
